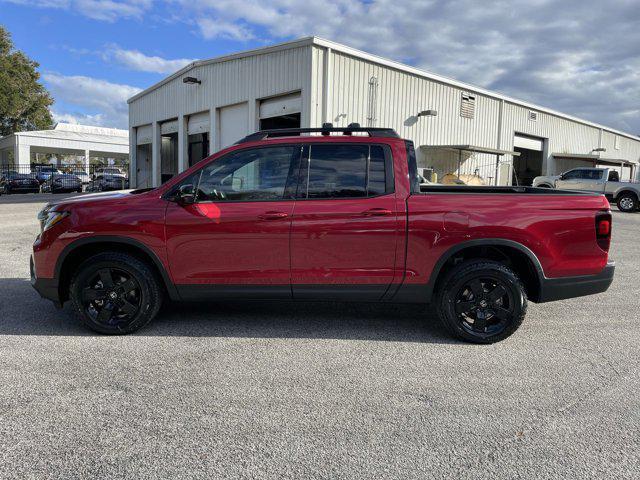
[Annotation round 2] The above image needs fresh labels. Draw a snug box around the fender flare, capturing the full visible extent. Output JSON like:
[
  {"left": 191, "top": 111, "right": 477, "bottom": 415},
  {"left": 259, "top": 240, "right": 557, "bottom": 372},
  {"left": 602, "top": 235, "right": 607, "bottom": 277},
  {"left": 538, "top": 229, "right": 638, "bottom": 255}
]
[
  {"left": 390, "top": 238, "right": 545, "bottom": 303},
  {"left": 55, "top": 235, "right": 180, "bottom": 301},
  {"left": 613, "top": 189, "right": 639, "bottom": 201}
]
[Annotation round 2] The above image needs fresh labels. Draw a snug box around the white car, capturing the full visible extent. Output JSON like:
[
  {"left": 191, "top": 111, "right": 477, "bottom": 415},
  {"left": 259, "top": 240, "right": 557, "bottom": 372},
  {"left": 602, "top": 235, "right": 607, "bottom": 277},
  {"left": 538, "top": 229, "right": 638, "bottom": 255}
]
[{"left": 94, "top": 167, "right": 127, "bottom": 180}]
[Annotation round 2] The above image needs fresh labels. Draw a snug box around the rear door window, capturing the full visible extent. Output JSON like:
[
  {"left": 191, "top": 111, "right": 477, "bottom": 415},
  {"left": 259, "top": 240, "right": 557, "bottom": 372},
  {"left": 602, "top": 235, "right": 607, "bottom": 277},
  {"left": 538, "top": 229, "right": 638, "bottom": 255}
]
[{"left": 301, "top": 144, "right": 393, "bottom": 199}]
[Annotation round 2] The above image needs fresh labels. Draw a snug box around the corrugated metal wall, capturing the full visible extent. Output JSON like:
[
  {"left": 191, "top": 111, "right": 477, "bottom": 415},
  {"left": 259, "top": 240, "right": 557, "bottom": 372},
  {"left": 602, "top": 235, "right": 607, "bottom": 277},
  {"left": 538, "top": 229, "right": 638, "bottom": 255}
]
[
  {"left": 312, "top": 45, "right": 640, "bottom": 184},
  {"left": 130, "top": 41, "right": 640, "bottom": 186},
  {"left": 129, "top": 46, "right": 312, "bottom": 128}
]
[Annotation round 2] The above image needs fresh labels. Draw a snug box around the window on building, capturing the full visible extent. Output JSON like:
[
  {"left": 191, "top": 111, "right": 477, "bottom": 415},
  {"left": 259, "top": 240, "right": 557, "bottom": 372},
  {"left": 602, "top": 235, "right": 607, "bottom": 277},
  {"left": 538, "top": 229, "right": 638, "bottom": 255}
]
[{"left": 303, "top": 144, "right": 392, "bottom": 199}]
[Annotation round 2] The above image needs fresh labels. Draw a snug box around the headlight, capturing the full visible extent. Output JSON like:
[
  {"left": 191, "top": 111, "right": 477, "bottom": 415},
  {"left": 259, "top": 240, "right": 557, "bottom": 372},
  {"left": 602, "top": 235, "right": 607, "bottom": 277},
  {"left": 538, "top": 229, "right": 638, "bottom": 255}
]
[{"left": 38, "top": 208, "right": 69, "bottom": 232}]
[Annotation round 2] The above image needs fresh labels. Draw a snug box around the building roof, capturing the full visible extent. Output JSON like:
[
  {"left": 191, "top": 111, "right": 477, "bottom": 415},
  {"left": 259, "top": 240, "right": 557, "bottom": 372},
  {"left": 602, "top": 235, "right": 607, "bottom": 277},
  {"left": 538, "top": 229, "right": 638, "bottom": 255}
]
[
  {"left": 1, "top": 123, "right": 128, "bottom": 146},
  {"left": 127, "top": 37, "right": 640, "bottom": 142}
]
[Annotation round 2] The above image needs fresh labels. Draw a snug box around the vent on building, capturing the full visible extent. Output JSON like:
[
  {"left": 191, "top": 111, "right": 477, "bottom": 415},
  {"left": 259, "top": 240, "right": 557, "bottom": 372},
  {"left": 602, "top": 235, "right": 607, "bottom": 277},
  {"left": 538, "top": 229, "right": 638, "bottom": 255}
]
[
  {"left": 528, "top": 110, "right": 538, "bottom": 122},
  {"left": 460, "top": 93, "right": 475, "bottom": 119}
]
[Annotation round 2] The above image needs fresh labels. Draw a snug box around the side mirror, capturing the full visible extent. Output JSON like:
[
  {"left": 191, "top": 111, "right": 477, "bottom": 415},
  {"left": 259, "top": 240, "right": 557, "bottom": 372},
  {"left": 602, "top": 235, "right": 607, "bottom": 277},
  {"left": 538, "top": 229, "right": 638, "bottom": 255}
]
[{"left": 175, "top": 184, "right": 196, "bottom": 205}]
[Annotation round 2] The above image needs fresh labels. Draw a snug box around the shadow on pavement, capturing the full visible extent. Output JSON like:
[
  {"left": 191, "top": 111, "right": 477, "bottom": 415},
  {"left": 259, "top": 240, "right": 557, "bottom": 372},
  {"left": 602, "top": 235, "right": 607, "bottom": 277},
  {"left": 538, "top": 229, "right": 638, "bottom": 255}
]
[{"left": 0, "top": 277, "right": 457, "bottom": 344}]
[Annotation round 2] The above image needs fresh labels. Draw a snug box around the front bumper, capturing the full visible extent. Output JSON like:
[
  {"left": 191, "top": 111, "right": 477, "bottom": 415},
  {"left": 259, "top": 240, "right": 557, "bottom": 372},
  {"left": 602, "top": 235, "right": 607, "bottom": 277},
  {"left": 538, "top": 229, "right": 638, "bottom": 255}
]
[
  {"left": 537, "top": 261, "right": 615, "bottom": 303},
  {"left": 30, "top": 255, "right": 61, "bottom": 306}
]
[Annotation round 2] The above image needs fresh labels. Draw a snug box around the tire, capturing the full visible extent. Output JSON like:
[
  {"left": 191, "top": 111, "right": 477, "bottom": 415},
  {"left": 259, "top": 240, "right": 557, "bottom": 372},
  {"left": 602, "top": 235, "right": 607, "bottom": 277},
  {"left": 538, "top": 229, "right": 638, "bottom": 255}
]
[
  {"left": 435, "top": 260, "right": 527, "bottom": 344},
  {"left": 617, "top": 193, "right": 638, "bottom": 213},
  {"left": 69, "top": 252, "right": 162, "bottom": 334}
]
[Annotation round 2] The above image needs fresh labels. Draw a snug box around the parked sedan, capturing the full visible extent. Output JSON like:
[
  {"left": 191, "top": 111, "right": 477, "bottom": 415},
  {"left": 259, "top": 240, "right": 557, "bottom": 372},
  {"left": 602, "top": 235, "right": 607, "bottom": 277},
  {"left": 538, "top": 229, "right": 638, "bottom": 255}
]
[
  {"left": 86, "top": 175, "right": 130, "bottom": 192},
  {"left": 34, "top": 166, "right": 62, "bottom": 184},
  {"left": 0, "top": 171, "right": 41, "bottom": 194},
  {"left": 70, "top": 170, "right": 91, "bottom": 185},
  {"left": 40, "top": 174, "right": 83, "bottom": 193}
]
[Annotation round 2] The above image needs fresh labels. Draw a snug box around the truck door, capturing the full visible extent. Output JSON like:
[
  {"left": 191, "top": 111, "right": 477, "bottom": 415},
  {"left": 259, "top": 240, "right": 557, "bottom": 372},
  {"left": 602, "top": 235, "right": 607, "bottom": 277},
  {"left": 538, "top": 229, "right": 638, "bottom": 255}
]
[
  {"left": 289, "top": 143, "right": 401, "bottom": 300},
  {"left": 556, "top": 169, "right": 587, "bottom": 191},
  {"left": 557, "top": 168, "right": 605, "bottom": 193},
  {"left": 164, "top": 145, "right": 301, "bottom": 298}
]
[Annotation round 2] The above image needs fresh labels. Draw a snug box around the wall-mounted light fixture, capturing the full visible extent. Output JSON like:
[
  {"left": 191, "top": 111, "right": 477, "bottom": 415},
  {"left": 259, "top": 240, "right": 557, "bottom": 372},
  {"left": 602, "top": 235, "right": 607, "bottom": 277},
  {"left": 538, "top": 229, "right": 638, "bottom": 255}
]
[
  {"left": 591, "top": 147, "right": 606, "bottom": 153},
  {"left": 417, "top": 109, "right": 438, "bottom": 117},
  {"left": 183, "top": 76, "right": 201, "bottom": 85}
]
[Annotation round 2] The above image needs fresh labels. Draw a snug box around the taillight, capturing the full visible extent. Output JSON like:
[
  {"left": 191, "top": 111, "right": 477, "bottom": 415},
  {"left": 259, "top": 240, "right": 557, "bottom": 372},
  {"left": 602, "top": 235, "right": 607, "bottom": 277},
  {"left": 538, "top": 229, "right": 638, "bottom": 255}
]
[{"left": 595, "top": 211, "right": 612, "bottom": 251}]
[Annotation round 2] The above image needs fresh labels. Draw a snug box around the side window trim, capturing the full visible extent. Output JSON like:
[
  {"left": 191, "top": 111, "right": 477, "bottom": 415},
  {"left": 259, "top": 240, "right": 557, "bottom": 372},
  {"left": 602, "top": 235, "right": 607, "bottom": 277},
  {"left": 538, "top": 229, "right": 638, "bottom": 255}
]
[{"left": 296, "top": 142, "right": 394, "bottom": 200}]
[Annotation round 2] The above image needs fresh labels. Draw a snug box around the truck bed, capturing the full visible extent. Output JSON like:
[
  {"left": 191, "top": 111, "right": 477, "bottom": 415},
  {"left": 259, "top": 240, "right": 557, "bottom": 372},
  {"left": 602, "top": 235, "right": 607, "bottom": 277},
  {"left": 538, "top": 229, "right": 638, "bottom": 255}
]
[{"left": 419, "top": 185, "right": 601, "bottom": 195}]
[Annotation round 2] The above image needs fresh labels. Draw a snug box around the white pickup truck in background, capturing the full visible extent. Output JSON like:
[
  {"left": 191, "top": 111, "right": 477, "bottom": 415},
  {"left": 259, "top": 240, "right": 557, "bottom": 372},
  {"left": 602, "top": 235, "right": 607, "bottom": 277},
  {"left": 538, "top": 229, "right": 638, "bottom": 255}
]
[{"left": 533, "top": 167, "right": 640, "bottom": 212}]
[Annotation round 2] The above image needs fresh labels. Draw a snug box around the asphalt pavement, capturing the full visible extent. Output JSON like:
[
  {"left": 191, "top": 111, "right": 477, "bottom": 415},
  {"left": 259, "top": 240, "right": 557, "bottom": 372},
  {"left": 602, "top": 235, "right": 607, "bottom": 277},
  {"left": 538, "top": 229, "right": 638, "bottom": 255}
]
[{"left": 0, "top": 193, "right": 638, "bottom": 479}]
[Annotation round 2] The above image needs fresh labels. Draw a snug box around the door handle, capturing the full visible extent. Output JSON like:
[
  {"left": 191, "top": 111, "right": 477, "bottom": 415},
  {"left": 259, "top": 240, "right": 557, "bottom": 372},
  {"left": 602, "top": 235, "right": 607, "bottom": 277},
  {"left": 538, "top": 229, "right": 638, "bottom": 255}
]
[
  {"left": 362, "top": 208, "right": 393, "bottom": 216},
  {"left": 258, "top": 211, "right": 289, "bottom": 220}
]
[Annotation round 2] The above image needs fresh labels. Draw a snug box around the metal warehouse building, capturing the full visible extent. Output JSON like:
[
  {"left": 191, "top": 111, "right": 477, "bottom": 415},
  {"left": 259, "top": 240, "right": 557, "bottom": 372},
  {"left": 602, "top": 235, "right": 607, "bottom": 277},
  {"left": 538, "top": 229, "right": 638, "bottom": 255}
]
[{"left": 128, "top": 37, "right": 640, "bottom": 188}]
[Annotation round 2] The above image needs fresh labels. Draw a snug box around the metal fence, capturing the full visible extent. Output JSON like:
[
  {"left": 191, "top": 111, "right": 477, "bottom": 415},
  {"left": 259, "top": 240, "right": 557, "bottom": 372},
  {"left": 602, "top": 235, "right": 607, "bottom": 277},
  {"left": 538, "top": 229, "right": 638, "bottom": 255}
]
[{"left": 0, "top": 164, "right": 130, "bottom": 194}]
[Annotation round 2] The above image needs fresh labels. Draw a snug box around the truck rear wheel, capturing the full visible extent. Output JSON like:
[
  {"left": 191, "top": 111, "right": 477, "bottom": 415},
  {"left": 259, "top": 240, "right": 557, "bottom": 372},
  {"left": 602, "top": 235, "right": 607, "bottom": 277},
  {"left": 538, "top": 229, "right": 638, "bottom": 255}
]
[
  {"left": 617, "top": 193, "right": 638, "bottom": 213},
  {"left": 435, "top": 260, "right": 527, "bottom": 343},
  {"left": 69, "top": 252, "right": 162, "bottom": 334}
]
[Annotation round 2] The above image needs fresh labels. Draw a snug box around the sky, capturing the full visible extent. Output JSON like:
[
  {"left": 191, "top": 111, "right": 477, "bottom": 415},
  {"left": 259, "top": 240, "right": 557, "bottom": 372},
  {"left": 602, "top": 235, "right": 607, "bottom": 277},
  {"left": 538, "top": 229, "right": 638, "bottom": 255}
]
[{"left": 0, "top": 0, "right": 638, "bottom": 135}]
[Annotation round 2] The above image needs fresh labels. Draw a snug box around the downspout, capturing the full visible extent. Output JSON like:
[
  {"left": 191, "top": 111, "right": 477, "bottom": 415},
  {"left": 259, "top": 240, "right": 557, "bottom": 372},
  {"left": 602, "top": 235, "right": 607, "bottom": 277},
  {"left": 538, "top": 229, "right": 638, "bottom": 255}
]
[
  {"left": 495, "top": 99, "right": 504, "bottom": 185},
  {"left": 322, "top": 47, "right": 332, "bottom": 125}
]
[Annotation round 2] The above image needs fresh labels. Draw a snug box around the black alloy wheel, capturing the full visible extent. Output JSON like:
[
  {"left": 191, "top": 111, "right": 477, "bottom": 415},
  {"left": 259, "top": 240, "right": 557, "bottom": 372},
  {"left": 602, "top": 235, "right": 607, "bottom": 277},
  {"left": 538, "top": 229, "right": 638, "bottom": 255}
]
[
  {"left": 70, "top": 252, "right": 162, "bottom": 334},
  {"left": 436, "top": 260, "right": 527, "bottom": 343},
  {"left": 453, "top": 276, "right": 514, "bottom": 337},
  {"left": 82, "top": 267, "right": 141, "bottom": 327}
]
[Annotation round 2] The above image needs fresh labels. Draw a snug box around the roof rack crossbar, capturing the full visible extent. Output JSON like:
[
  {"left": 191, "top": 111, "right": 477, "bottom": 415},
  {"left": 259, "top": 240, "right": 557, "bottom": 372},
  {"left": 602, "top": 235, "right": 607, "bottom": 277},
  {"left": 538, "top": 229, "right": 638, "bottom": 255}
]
[{"left": 236, "top": 126, "right": 399, "bottom": 144}]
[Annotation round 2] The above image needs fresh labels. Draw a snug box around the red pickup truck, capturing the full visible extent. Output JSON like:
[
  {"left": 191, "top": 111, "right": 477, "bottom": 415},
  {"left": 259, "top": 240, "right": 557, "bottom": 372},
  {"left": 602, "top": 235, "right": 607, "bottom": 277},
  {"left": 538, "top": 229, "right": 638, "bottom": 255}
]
[{"left": 31, "top": 126, "right": 614, "bottom": 343}]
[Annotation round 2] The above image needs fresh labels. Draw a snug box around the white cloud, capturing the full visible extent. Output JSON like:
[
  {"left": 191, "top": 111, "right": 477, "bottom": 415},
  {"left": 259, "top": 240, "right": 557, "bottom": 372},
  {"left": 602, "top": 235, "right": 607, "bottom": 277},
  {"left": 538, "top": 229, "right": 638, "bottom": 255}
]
[
  {"left": 172, "top": 0, "right": 640, "bottom": 134},
  {"left": 12, "top": 0, "right": 638, "bottom": 133},
  {"left": 51, "top": 110, "right": 107, "bottom": 127},
  {"left": 44, "top": 73, "right": 141, "bottom": 128},
  {"left": 196, "top": 18, "right": 254, "bottom": 41},
  {"left": 105, "top": 45, "right": 196, "bottom": 74},
  {"left": 3, "top": 0, "right": 153, "bottom": 21}
]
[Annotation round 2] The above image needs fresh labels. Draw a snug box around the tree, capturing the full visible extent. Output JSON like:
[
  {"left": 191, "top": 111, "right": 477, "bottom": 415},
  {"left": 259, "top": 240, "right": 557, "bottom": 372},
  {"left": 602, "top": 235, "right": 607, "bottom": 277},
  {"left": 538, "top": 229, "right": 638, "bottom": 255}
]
[{"left": 0, "top": 25, "right": 54, "bottom": 136}]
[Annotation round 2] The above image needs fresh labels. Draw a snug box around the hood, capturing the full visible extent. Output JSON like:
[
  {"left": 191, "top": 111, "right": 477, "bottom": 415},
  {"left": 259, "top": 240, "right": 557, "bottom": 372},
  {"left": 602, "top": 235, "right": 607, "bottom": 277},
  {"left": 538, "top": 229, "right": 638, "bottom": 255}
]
[{"left": 46, "top": 188, "right": 154, "bottom": 210}]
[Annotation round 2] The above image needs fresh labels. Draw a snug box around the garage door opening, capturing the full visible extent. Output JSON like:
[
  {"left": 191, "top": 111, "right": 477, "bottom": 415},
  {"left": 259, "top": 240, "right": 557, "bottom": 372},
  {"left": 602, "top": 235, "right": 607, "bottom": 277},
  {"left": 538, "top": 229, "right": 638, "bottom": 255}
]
[
  {"left": 512, "top": 134, "right": 545, "bottom": 186},
  {"left": 135, "top": 144, "right": 152, "bottom": 188},
  {"left": 135, "top": 124, "right": 152, "bottom": 188},
  {"left": 188, "top": 133, "right": 209, "bottom": 167},
  {"left": 259, "top": 113, "right": 301, "bottom": 131},
  {"left": 188, "top": 112, "right": 210, "bottom": 166},
  {"left": 259, "top": 93, "right": 301, "bottom": 134}
]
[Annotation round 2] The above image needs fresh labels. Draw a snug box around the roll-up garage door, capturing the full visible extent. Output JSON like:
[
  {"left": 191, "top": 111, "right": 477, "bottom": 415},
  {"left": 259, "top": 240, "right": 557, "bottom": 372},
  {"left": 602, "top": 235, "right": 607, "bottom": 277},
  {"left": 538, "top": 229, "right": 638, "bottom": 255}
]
[
  {"left": 259, "top": 93, "right": 302, "bottom": 119},
  {"left": 514, "top": 134, "right": 544, "bottom": 151},
  {"left": 188, "top": 112, "right": 210, "bottom": 135},
  {"left": 136, "top": 124, "right": 152, "bottom": 145},
  {"left": 161, "top": 119, "right": 178, "bottom": 135},
  {"left": 219, "top": 103, "right": 249, "bottom": 149}
]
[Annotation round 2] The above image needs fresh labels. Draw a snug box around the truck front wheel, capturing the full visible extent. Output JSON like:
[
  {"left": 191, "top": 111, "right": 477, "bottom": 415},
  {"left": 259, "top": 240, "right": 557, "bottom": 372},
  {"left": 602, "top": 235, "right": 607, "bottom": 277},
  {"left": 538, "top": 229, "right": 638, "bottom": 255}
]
[
  {"left": 617, "top": 193, "right": 638, "bottom": 213},
  {"left": 69, "top": 252, "right": 163, "bottom": 334},
  {"left": 435, "top": 260, "right": 527, "bottom": 343}
]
